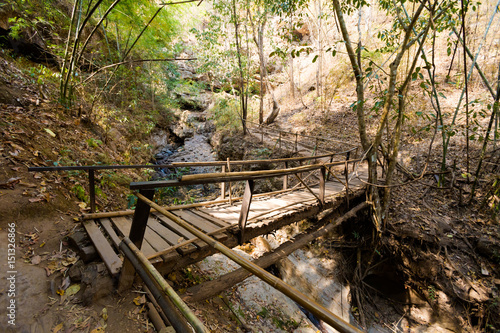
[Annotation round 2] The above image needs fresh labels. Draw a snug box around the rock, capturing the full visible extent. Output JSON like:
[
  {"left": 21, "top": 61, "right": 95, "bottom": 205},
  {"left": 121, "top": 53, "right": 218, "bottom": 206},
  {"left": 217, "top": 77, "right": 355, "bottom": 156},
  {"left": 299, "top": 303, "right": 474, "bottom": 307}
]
[{"left": 68, "top": 260, "right": 85, "bottom": 282}]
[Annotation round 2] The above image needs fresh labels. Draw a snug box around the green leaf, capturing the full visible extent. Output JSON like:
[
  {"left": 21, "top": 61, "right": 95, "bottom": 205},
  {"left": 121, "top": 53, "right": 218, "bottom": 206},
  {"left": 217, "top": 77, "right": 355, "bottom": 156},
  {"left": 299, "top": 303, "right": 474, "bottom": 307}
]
[
  {"left": 312, "top": 55, "right": 318, "bottom": 63},
  {"left": 66, "top": 284, "right": 80, "bottom": 296},
  {"left": 332, "top": 50, "right": 337, "bottom": 57}
]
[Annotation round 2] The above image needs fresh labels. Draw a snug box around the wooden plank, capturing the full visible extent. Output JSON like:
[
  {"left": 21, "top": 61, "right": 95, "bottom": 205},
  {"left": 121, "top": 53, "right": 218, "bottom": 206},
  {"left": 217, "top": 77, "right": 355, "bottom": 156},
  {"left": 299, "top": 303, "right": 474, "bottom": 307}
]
[
  {"left": 143, "top": 218, "right": 172, "bottom": 250},
  {"left": 83, "top": 220, "right": 121, "bottom": 275},
  {"left": 173, "top": 210, "right": 220, "bottom": 233},
  {"left": 153, "top": 212, "right": 197, "bottom": 240},
  {"left": 111, "top": 217, "right": 158, "bottom": 259},
  {"left": 147, "top": 215, "right": 198, "bottom": 255},
  {"left": 192, "top": 209, "right": 231, "bottom": 228},
  {"left": 99, "top": 218, "right": 121, "bottom": 248}
]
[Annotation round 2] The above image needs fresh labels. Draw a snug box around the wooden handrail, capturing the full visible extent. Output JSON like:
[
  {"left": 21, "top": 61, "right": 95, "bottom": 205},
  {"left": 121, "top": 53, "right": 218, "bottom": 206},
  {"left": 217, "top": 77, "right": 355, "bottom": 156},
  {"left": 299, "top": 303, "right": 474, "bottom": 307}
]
[
  {"left": 246, "top": 120, "right": 359, "bottom": 147},
  {"left": 130, "top": 159, "right": 362, "bottom": 189}
]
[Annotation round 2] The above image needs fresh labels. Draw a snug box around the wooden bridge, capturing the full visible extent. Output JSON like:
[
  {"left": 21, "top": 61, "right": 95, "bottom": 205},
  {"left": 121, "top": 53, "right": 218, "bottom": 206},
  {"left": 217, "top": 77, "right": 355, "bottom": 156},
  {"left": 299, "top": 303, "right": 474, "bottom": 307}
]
[
  {"left": 79, "top": 152, "right": 368, "bottom": 276},
  {"left": 30, "top": 133, "right": 369, "bottom": 333}
]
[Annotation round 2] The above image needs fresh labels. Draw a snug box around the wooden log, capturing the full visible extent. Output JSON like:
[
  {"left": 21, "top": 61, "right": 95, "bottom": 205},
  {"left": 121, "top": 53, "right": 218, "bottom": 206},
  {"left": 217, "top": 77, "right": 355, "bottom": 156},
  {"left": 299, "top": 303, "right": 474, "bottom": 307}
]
[{"left": 183, "top": 202, "right": 369, "bottom": 302}]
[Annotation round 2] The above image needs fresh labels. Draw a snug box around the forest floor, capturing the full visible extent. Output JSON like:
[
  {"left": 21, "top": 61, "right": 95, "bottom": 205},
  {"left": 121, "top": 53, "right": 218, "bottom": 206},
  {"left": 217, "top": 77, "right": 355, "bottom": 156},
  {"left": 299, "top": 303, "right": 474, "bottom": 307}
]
[{"left": 1, "top": 50, "right": 500, "bottom": 333}]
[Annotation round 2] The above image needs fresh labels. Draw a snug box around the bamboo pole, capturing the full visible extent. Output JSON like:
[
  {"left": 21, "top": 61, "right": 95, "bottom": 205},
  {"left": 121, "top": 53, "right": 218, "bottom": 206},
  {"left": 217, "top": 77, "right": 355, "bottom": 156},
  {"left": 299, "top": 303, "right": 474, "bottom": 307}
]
[
  {"left": 119, "top": 241, "right": 196, "bottom": 333},
  {"left": 136, "top": 193, "right": 363, "bottom": 333},
  {"left": 121, "top": 237, "right": 209, "bottom": 333}
]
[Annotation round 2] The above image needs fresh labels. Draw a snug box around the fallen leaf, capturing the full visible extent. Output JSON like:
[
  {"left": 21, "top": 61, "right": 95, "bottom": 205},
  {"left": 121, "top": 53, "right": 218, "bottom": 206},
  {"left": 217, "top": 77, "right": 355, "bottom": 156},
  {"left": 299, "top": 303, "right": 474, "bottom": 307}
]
[
  {"left": 481, "top": 263, "right": 490, "bottom": 276},
  {"left": 39, "top": 241, "right": 46, "bottom": 248},
  {"left": 0, "top": 177, "right": 22, "bottom": 189},
  {"left": 44, "top": 128, "right": 56, "bottom": 137},
  {"left": 90, "top": 328, "right": 105, "bottom": 333},
  {"left": 133, "top": 295, "right": 146, "bottom": 306},
  {"left": 56, "top": 289, "right": 65, "bottom": 296},
  {"left": 101, "top": 308, "right": 108, "bottom": 321},
  {"left": 66, "top": 284, "right": 80, "bottom": 296},
  {"left": 29, "top": 197, "right": 43, "bottom": 203},
  {"left": 52, "top": 323, "right": 63, "bottom": 333},
  {"left": 62, "top": 257, "right": 78, "bottom": 266},
  {"left": 19, "top": 181, "right": 37, "bottom": 188},
  {"left": 31, "top": 255, "right": 41, "bottom": 265}
]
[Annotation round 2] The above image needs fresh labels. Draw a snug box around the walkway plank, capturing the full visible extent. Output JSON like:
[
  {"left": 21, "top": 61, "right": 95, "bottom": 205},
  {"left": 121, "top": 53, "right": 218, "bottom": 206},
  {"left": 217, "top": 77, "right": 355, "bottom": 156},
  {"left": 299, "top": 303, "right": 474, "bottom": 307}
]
[
  {"left": 111, "top": 216, "right": 158, "bottom": 259},
  {"left": 173, "top": 210, "right": 220, "bottom": 233},
  {"left": 147, "top": 215, "right": 198, "bottom": 255},
  {"left": 83, "top": 220, "right": 121, "bottom": 275},
  {"left": 99, "top": 218, "right": 121, "bottom": 247},
  {"left": 152, "top": 212, "right": 212, "bottom": 253}
]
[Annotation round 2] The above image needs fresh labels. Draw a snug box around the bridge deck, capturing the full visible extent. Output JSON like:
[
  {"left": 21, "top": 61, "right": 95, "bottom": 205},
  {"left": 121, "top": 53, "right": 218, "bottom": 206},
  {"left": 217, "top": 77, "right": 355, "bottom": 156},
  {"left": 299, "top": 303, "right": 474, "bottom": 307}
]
[{"left": 86, "top": 165, "right": 368, "bottom": 274}]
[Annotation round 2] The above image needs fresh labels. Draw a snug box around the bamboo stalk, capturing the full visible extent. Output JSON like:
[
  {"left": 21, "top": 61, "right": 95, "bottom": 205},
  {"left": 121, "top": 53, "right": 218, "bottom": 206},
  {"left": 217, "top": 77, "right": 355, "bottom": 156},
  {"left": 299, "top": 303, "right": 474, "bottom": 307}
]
[
  {"left": 136, "top": 193, "right": 363, "bottom": 333},
  {"left": 121, "top": 237, "right": 209, "bottom": 333},
  {"left": 119, "top": 242, "right": 194, "bottom": 333}
]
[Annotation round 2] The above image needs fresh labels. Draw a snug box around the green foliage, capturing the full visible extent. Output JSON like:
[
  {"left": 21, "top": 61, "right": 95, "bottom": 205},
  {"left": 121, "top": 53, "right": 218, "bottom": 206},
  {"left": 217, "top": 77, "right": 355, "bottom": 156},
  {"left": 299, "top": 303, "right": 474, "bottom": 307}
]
[
  {"left": 428, "top": 285, "right": 436, "bottom": 301},
  {"left": 126, "top": 193, "right": 137, "bottom": 209},
  {"left": 6, "top": 0, "right": 66, "bottom": 40},
  {"left": 257, "top": 307, "right": 269, "bottom": 318},
  {"left": 72, "top": 184, "right": 88, "bottom": 202},
  {"left": 208, "top": 95, "right": 241, "bottom": 133},
  {"left": 86, "top": 138, "right": 102, "bottom": 148}
]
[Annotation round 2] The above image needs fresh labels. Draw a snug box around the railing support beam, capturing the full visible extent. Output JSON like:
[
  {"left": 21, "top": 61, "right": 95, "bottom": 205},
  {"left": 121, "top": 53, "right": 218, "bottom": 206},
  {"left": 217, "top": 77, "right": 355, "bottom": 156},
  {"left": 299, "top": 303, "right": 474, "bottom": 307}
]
[
  {"left": 119, "top": 189, "right": 154, "bottom": 291},
  {"left": 238, "top": 179, "right": 254, "bottom": 244}
]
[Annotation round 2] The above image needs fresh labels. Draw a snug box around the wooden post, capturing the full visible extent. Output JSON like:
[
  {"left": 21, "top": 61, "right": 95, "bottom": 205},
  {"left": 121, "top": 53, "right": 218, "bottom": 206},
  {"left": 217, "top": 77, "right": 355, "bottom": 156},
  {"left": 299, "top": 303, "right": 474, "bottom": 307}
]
[
  {"left": 89, "top": 169, "right": 96, "bottom": 213},
  {"left": 353, "top": 147, "right": 359, "bottom": 171},
  {"left": 221, "top": 165, "right": 226, "bottom": 199},
  {"left": 238, "top": 179, "right": 254, "bottom": 244},
  {"left": 119, "top": 188, "right": 154, "bottom": 291},
  {"left": 227, "top": 158, "right": 232, "bottom": 205},
  {"left": 327, "top": 155, "right": 334, "bottom": 181},
  {"left": 295, "top": 133, "right": 298, "bottom": 152},
  {"left": 283, "top": 162, "right": 288, "bottom": 190},
  {"left": 261, "top": 126, "right": 264, "bottom": 143},
  {"left": 345, "top": 152, "right": 350, "bottom": 209},
  {"left": 319, "top": 166, "right": 326, "bottom": 205}
]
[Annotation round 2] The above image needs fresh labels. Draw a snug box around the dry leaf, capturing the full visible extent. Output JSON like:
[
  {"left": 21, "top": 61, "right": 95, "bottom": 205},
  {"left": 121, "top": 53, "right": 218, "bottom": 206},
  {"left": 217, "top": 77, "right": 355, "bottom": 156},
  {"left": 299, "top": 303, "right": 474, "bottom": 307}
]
[
  {"left": 133, "top": 295, "right": 146, "bottom": 306},
  {"left": 44, "top": 128, "right": 56, "bottom": 137},
  {"left": 101, "top": 308, "right": 108, "bottom": 321},
  {"left": 31, "top": 255, "right": 41, "bottom": 265},
  {"left": 52, "top": 323, "right": 63, "bottom": 333}
]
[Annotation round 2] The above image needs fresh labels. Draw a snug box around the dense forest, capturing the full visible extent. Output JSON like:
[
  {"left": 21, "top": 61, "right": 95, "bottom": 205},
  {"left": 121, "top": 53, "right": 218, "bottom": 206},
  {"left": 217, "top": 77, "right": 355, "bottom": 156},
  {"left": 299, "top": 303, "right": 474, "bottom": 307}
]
[{"left": 1, "top": 0, "right": 500, "bottom": 332}]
